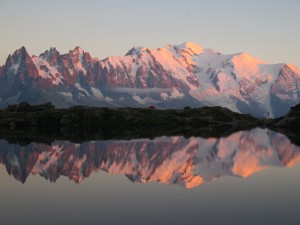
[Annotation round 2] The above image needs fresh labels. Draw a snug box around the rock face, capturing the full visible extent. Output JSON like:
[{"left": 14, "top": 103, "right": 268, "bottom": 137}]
[
  {"left": 0, "top": 43, "right": 299, "bottom": 118},
  {"left": 0, "top": 128, "right": 299, "bottom": 188}
]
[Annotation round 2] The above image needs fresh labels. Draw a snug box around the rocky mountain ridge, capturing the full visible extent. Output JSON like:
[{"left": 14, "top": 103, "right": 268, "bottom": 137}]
[{"left": 1, "top": 42, "right": 300, "bottom": 118}]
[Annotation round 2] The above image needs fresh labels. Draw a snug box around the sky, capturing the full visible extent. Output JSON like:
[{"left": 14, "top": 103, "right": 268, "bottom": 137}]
[{"left": 0, "top": 0, "right": 299, "bottom": 67}]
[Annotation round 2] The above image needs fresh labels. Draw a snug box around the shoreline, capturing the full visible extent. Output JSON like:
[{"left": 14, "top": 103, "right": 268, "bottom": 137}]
[{"left": 0, "top": 102, "right": 299, "bottom": 145}]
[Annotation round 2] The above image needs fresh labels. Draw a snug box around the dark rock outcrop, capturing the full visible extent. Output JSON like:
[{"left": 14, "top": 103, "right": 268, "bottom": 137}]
[
  {"left": 270, "top": 104, "right": 300, "bottom": 145},
  {"left": 0, "top": 102, "right": 299, "bottom": 145},
  {"left": 0, "top": 102, "right": 259, "bottom": 144}
]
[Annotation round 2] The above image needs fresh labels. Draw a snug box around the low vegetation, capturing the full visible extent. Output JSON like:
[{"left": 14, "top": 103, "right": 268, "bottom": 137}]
[{"left": 0, "top": 102, "right": 299, "bottom": 145}]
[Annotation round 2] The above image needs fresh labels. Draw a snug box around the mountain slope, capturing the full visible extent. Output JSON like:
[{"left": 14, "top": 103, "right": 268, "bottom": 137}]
[{"left": 0, "top": 42, "right": 299, "bottom": 118}]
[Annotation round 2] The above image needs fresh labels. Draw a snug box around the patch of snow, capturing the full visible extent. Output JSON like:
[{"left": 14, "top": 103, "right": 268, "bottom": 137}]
[
  {"left": 69, "top": 47, "right": 87, "bottom": 75},
  {"left": 112, "top": 87, "right": 170, "bottom": 94},
  {"left": 250, "top": 63, "right": 284, "bottom": 117},
  {"left": 10, "top": 61, "right": 20, "bottom": 74},
  {"left": 75, "top": 83, "right": 90, "bottom": 96},
  {"left": 31, "top": 145, "right": 64, "bottom": 174},
  {"left": 170, "top": 88, "right": 184, "bottom": 99},
  {"left": 132, "top": 95, "right": 147, "bottom": 105},
  {"left": 231, "top": 52, "right": 265, "bottom": 80},
  {"left": 126, "top": 46, "right": 146, "bottom": 55},
  {"left": 68, "top": 68, "right": 74, "bottom": 76},
  {"left": 52, "top": 145, "right": 63, "bottom": 153},
  {"left": 161, "top": 45, "right": 181, "bottom": 58},
  {"left": 74, "top": 155, "right": 87, "bottom": 183},
  {"left": 104, "top": 55, "right": 139, "bottom": 80},
  {"left": 32, "top": 56, "right": 63, "bottom": 85},
  {"left": 52, "top": 75, "right": 63, "bottom": 85},
  {"left": 60, "top": 92, "right": 73, "bottom": 98},
  {"left": 174, "top": 42, "right": 204, "bottom": 54},
  {"left": 75, "top": 52, "right": 87, "bottom": 75},
  {"left": 149, "top": 48, "right": 196, "bottom": 88},
  {"left": 11, "top": 155, "right": 20, "bottom": 167},
  {"left": 91, "top": 87, "right": 113, "bottom": 102},
  {"left": 161, "top": 88, "right": 184, "bottom": 100},
  {"left": 287, "top": 64, "right": 300, "bottom": 75},
  {"left": 5, "top": 92, "right": 21, "bottom": 103}
]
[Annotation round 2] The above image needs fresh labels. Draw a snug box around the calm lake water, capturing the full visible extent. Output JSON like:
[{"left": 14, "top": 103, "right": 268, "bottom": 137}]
[{"left": 1, "top": 128, "right": 300, "bottom": 225}]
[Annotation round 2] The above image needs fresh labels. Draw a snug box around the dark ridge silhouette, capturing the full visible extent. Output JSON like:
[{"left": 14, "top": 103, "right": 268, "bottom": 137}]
[{"left": 0, "top": 102, "right": 299, "bottom": 145}]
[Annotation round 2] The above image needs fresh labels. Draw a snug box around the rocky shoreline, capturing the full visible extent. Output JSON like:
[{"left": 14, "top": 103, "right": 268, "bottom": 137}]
[{"left": 0, "top": 102, "right": 299, "bottom": 145}]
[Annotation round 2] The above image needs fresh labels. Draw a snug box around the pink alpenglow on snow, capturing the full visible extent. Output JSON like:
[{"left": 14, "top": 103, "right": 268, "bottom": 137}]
[{"left": 0, "top": 42, "right": 299, "bottom": 118}]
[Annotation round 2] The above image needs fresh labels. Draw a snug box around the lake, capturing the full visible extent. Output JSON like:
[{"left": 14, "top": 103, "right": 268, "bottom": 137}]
[{"left": 0, "top": 128, "right": 300, "bottom": 225}]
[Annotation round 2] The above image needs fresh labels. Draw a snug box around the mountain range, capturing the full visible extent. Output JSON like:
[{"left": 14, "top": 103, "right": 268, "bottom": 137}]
[
  {"left": 1, "top": 42, "right": 299, "bottom": 118},
  {"left": 1, "top": 128, "right": 299, "bottom": 188}
]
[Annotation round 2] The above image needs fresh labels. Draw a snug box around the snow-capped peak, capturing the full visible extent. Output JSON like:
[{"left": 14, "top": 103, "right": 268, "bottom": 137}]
[
  {"left": 7, "top": 46, "right": 30, "bottom": 71},
  {"left": 125, "top": 45, "right": 147, "bottom": 55},
  {"left": 16, "top": 46, "right": 27, "bottom": 53},
  {"left": 232, "top": 52, "right": 265, "bottom": 64},
  {"left": 174, "top": 42, "right": 204, "bottom": 54},
  {"left": 70, "top": 46, "right": 84, "bottom": 55},
  {"left": 67, "top": 46, "right": 87, "bottom": 76},
  {"left": 39, "top": 47, "right": 60, "bottom": 59},
  {"left": 287, "top": 64, "right": 300, "bottom": 75},
  {"left": 11, "top": 46, "right": 29, "bottom": 59},
  {"left": 1, "top": 42, "right": 300, "bottom": 118},
  {"left": 229, "top": 52, "right": 266, "bottom": 79}
]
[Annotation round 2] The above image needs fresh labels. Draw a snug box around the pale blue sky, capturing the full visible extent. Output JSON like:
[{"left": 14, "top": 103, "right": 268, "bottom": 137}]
[{"left": 0, "top": 0, "right": 299, "bottom": 67}]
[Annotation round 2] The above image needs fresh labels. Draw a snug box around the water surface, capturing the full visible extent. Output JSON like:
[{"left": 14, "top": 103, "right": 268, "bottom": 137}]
[{"left": 1, "top": 128, "right": 300, "bottom": 225}]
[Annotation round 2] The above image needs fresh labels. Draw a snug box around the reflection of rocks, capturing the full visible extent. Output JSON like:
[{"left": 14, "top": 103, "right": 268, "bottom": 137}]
[
  {"left": 0, "top": 128, "right": 299, "bottom": 188},
  {"left": 271, "top": 104, "right": 300, "bottom": 146}
]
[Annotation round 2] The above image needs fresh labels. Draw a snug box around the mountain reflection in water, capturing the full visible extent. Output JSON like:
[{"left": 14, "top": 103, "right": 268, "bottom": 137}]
[{"left": 0, "top": 128, "right": 299, "bottom": 188}]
